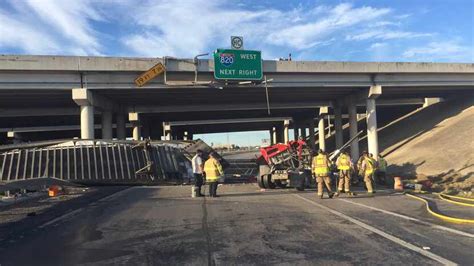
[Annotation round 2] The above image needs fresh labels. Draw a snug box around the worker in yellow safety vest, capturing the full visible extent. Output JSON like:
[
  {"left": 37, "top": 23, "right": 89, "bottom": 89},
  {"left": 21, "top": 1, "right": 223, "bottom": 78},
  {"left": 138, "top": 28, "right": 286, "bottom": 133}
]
[
  {"left": 376, "top": 155, "right": 387, "bottom": 185},
  {"left": 361, "top": 152, "right": 377, "bottom": 195},
  {"left": 312, "top": 149, "right": 334, "bottom": 199},
  {"left": 203, "top": 152, "right": 224, "bottom": 197},
  {"left": 336, "top": 151, "right": 353, "bottom": 196}
]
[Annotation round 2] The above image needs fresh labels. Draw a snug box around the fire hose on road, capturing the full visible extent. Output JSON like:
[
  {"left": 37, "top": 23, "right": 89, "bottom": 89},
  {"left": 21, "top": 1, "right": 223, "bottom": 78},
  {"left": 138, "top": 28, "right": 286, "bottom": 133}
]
[{"left": 405, "top": 192, "right": 474, "bottom": 224}]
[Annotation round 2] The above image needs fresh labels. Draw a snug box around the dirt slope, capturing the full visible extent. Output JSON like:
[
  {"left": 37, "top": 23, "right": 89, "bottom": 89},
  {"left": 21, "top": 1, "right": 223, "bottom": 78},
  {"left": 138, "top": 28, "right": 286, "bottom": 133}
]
[{"left": 378, "top": 96, "right": 474, "bottom": 195}]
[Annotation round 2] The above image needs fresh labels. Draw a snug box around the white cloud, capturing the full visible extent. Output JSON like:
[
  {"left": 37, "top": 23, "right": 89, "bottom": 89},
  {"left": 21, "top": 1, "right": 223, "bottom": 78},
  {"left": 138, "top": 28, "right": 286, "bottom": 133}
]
[
  {"left": 0, "top": 11, "right": 60, "bottom": 54},
  {"left": 122, "top": 2, "right": 392, "bottom": 57},
  {"left": 369, "top": 42, "right": 387, "bottom": 49},
  {"left": 265, "top": 3, "right": 391, "bottom": 49},
  {"left": 402, "top": 41, "right": 473, "bottom": 62},
  {"left": 347, "top": 30, "right": 432, "bottom": 41},
  {"left": 0, "top": 0, "right": 105, "bottom": 55},
  {"left": 122, "top": 0, "right": 283, "bottom": 57},
  {"left": 23, "top": 0, "right": 104, "bottom": 55}
]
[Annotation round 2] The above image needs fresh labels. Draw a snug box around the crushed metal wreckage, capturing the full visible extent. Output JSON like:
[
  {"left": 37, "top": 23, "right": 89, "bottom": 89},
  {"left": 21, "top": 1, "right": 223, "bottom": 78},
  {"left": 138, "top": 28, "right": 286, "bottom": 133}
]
[{"left": 0, "top": 139, "right": 226, "bottom": 189}]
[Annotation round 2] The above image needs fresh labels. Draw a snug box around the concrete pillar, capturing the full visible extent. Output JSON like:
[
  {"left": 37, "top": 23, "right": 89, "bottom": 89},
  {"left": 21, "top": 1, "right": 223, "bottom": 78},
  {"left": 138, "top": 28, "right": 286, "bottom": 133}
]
[
  {"left": 80, "top": 105, "right": 94, "bottom": 139},
  {"left": 366, "top": 85, "right": 382, "bottom": 159},
  {"left": 284, "top": 120, "right": 290, "bottom": 143},
  {"left": 129, "top": 112, "right": 141, "bottom": 141},
  {"left": 318, "top": 107, "right": 328, "bottom": 151},
  {"left": 366, "top": 98, "right": 379, "bottom": 159},
  {"left": 300, "top": 126, "right": 307, "bottom": 139},
  {"left": 163, "top": 122, "right": 172, "bottom": 140},
  {"left": 116, "top": 112, "right": 126, "bottom": 140},
  {"left": 101, "top": 110, "right": 113, "bottom": 139},
  {"left": 334, "top": 104, "right": 343, "bottom": 149},
  {"left": 293, "top": 120, "right": 299, "bottom": 141},
  {"left": 132, "top": 126, "right": 141, "bottom": 141},
  {"left": 308, "top": 119, "right": 316, "bottom": 152},
  {"left": 271, "top": 127, "right": 277, "bottom": 145},
  {"left": 348, "top": 99, "right": 359, "bottom": 160}
]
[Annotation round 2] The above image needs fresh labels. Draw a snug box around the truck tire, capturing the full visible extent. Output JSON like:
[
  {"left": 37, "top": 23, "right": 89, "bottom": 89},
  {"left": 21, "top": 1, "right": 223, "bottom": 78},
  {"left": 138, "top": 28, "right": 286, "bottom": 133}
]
[
  {"left": 263, "top": 174, "right": 276, "bottom": 189},
  {"left": 257, "top": 175, "right": 266, "bottom": 188},
  {"left": 275, "top": 180, "right": 287, "bottom": 188}
]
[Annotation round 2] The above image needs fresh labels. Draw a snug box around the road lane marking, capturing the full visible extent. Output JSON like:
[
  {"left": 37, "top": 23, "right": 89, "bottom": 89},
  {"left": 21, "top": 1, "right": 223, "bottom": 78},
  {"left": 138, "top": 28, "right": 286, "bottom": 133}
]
[
  {"left": 294, "top": 194, "right": 457, "bottom": 266},
  {"left": 338, "top": 198, "right": 474, "bottom": 238},
  {"left": 39, "top": 208, "right": 84, "bottom": 228},
  {"left": 39, "top": 187, "right": 135, "bottom": 229},
  {"left": 97, "top": 187, "right": 135, "bottom": 203}
]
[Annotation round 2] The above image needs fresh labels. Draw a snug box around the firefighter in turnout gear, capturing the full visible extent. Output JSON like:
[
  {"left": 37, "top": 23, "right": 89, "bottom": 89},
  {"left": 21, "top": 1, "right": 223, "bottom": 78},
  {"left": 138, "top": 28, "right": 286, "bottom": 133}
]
[
  {"left": 361, "top": 152, "right": 377, "bottom": 195},
  {"left": 204, "top": 152, "right": 224, "bottom": 197},
  {"left": 312, "top": 149, "right": 334, "bottom": 199},
  {"left": 336, "top": 151, "right": 354, "bottom": 196}
]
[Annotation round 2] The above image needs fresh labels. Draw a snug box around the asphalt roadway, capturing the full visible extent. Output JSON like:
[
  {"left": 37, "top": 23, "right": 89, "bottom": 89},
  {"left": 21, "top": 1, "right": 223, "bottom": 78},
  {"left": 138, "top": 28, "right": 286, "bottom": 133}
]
[{"left": 0, "top": 184, "right": 473, "bottom": 265}]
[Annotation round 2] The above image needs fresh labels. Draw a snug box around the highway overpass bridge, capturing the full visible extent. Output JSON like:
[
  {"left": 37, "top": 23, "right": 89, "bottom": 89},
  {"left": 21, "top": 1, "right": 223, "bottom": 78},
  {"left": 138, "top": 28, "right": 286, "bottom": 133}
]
[{"left": 0, "top": 55, "right": 473, "bottom": 159}]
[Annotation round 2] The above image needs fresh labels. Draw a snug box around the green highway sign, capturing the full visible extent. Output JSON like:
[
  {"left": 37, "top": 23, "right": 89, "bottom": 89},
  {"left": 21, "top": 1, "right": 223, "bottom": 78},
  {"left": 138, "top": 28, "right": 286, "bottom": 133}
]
[{"left": 214, "top": 49, "right": 262, "bottom": 80}]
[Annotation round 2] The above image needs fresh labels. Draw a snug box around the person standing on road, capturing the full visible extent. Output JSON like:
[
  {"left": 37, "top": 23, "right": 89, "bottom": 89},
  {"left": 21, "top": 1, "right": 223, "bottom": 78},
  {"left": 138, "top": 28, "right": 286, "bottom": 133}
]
[
  {"left": 336, "top": 151, "right": 353, "bottom": 196},
  {"left": 191, "top": 149, "right": 205, "bottom": 197},
  {"left": 361, "top": 153, "right": 377, "bottom": 195},
  {"left": 204, "top": 152, "right": 224, "bottom": 197},
  {"left": 312, "top": 149, "right": 334, "bottom": 199}
]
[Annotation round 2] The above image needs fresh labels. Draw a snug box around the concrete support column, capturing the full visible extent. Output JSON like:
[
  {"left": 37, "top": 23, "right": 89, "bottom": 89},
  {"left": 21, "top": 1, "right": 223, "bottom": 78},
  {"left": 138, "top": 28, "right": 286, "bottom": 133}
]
[
  {"left": 367, "top": 85, "right": 382, "bottom": 159},
  {"left": 366, "top": 98, "right": 379, "bottom": 159},
  {"left": 348, "top": 98, "right": 359, "bottom": 160},
  {"left": 183, "top": 131, "right": 189, "bottom": 141},
  {"left": 300, "top": 126, "right": 307, "bottom": 139},
  {"left": 80, "top": 105, "right": 94, "bottom": 139},
  {"left": 318, "top": 107, "right": 328, "bottom": 151},
  {"left": 271, "top": 127, "right": 277, "bottom": 145},
  {"left": 73, "top": 88, "right": 117, "bottom": 140},
  {"left": 129, "top": 112, "right": 141, "bottom": 141},
  {"left": 116, "top": 112, "right": 126, "bottom": 140},
  {"left": 334, "top": 104, "right": 343, "bottom": 149},
  {"left": 283, "top": 120, "right": 290, "bottom": 143},
  {"left": 163, "top": 122, "right": 172, "bottom": 140},
  {"left": 308, "top": 119, "right": 316, "bottom": 152},
  {"left": 293, "top": 120, "right": 299, "bottom": 141},
  {"left": 101, "top": 110, "right": 113, "bottom": 139}
]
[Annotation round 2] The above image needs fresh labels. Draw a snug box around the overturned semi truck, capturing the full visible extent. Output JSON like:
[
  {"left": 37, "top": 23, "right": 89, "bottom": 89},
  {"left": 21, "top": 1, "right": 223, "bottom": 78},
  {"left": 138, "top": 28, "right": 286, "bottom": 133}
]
[{"left": 256, "top": 131, "right": 364, "bottom": 191}]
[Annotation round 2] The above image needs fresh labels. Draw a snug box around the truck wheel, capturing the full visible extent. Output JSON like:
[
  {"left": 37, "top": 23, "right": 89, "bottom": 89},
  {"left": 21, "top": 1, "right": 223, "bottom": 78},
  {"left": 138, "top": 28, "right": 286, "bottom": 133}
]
[
  {"left": 275, "top": 180, "right": 287, "bottom": 188},
  {"left": 263, "top": 174, "right": 276, "bottom": 189},
  {"left": 257, "top": 175, "right": 266, "bottom": 188}
]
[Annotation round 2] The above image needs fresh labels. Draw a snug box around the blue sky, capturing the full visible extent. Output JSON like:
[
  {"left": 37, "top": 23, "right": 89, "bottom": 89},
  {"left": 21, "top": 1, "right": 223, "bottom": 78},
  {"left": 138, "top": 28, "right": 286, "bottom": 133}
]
[{"left": 0, "top": 0, "right": 473, "bottom": 145}]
